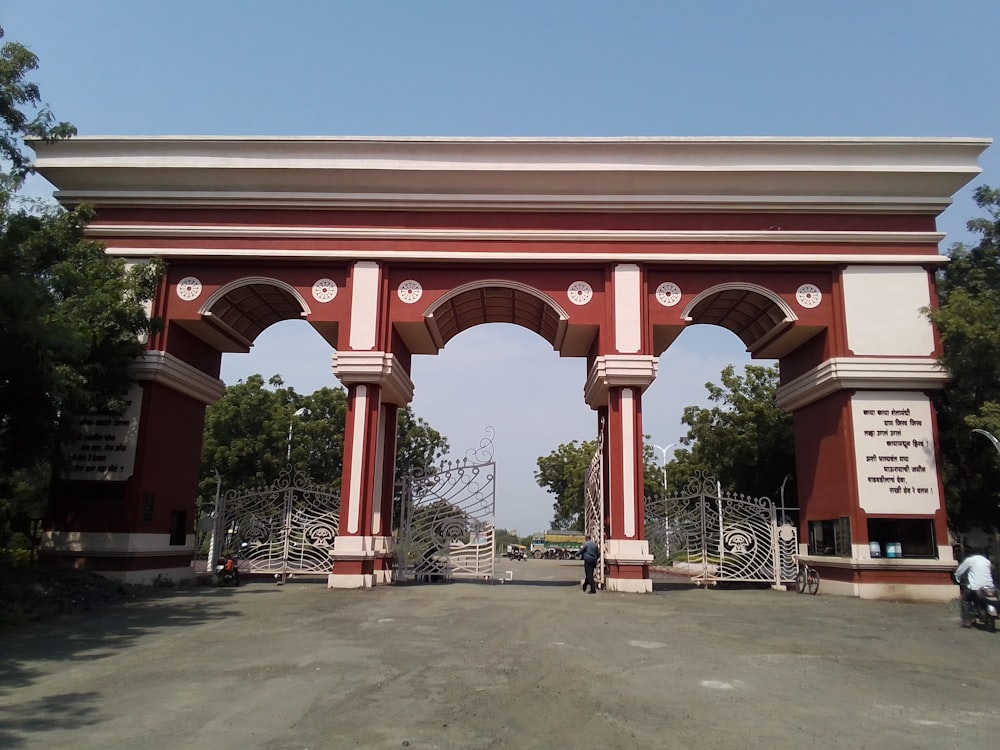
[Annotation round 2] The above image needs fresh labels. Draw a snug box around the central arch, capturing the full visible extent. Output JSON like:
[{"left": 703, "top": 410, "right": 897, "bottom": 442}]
[{"left": 423, "top": 279, "right": 570, "bottom": 351}]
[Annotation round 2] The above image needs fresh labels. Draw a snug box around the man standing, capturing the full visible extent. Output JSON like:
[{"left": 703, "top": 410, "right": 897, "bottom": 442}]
[
  {"left": 581, "top": 534, "right": 600, "bottom": 594},
  {"left": 955, "top": 546, "right": 995, "bottom": 627}
]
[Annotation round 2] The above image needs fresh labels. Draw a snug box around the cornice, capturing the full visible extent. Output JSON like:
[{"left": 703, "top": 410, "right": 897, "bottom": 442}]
[
  {"left": 775, "top": 357, "right": 949, "bottom": 412},
  {"left": 132, "top": 350, "right": 226, "bottom": 405},
  {"left": 31, "top": 135, "right": 990, "bottom": 215}
]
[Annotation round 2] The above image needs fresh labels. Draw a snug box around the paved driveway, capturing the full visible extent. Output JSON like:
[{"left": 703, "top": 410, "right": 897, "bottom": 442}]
[{"left": 1, "top": 559, "right": 996, "bottom": 749}]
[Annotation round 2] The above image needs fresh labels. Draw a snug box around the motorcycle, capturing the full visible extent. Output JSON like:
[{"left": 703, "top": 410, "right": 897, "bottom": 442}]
[
  {"left": 960, "top": 584, "right": 998, "bottom": 632},
  {"left": 215, "top": 556, "right": 241, "bottom": 587}
]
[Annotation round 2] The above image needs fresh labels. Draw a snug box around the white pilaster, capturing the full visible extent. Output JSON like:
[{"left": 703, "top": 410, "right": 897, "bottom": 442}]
[
  {"left": 614, "top": 263, "right": 642, "bottom": 353},
  {"left": 349, "top": 261, "right": 381, "bottom": 350},
  {"left": 346, "top": 385, "right": 368, "bottom": 534}
]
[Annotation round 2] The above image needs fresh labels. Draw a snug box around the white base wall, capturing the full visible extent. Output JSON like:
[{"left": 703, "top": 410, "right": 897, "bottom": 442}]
[
  {"left": 327, "top": 573, "right": 376, "bottom": 589},
  {"left": 820, "top": 577, "right": 956, "bottom": 601},
  {"left": 606, "top": 577, "right": 653, "bottom": 593},
  {"left": 41, "top": 530, "right": 194, "bottom": 555}
]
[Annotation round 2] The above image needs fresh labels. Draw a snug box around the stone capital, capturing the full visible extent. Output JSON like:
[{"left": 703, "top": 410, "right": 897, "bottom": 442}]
[
  {"left": 332, "top": 351, "right": 414, "bottom": 405},
  {"left": 584, "top": 354, "right": 658, "bottom": 409}
]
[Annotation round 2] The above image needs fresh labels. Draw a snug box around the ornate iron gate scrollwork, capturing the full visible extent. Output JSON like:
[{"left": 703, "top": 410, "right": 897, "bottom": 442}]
[
  {"left": 214, "top": 466, "right": 340, "bottom": 583},
  {"left": 644, "top": 472, "right": 797, "bottom": 587},
  {"left": 583, "top": 420, "right": 606, "bottom": 589},
  {"left": 397, "top": 428, "right": 496, "bottom": 583}
]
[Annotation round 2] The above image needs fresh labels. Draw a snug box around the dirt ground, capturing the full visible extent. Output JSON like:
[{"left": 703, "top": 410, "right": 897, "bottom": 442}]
[{"left": 1, "top": 558, "right": 998, "bottom": 750}]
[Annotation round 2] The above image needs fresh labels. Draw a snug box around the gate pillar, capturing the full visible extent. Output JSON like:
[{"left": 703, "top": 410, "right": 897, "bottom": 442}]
[
  {"left": 42, "top": 350, "right": 225, "bottom": 584},
  {"left": 585, "top": 354, "right": 657, "bottom": 592},
  {"left": 776, "top": 265, "right": 956, "bottom": 600},
  {"left": 330, "top": 350, "right": 413, "bottom": 589}
]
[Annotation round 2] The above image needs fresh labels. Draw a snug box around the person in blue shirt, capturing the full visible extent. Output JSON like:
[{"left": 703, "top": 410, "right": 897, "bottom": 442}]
[
  {"left": 580, "top": 534, "right": 600, "bottom": 594},
  {"left": 955, "top": 547, "right": 996, "bottom": 627}
]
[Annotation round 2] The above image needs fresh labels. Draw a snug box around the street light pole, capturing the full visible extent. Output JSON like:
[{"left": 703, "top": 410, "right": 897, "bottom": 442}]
[
  {"left": 779, "top": 474, "right": 791, "bottom": 524},
  {"left": 287, "top": 407, "right": 308, "bottom": 461},
  {"left": 653, "top": 443, "right": 675, "bottom": 489}
]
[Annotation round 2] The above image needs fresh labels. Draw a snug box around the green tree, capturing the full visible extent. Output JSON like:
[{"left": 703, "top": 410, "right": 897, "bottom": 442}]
[
  {"left": 926, "top": 185, "right": 1000, "bottom": 529},
  {"left": 534, "top": 437, "right": 668, "bottom": 530},
  {"left": 293, "top": 385, "right": 349, "bottom": 485},
  {"left": 534, "top": 439, "right": 595, "bottom": 530},
  {"left": 199, "top": 375, "right": 302, "bottom": 499},
  {"left": 667, "top": 364, "right": 795, "bottom": 502},
  {"left": 0, "top": 27, "right": 75, "bottom": 188},
  {"left": 393, "top": 405, "right": 449, "bottom": 523},
  {"left": 0, "top": 29, "right": 162, "bottom": 522},
  {"left": 395, "top": 406, "right": 449, "bottom": 485}
]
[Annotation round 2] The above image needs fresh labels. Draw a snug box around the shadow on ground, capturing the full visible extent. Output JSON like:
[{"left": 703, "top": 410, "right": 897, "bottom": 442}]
[{"left": 0, "top": 581, "right": 253, "bottom": 748}]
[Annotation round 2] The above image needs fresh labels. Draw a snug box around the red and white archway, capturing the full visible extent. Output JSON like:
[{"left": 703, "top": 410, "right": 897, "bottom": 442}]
[{"left": 32, "top": 135, "right": 990, "bottom": 599}]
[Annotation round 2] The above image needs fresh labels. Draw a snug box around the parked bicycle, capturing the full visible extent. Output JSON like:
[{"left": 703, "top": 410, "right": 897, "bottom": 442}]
[{"left": 795, "top": 558, "right": 820, "bottom": 595}]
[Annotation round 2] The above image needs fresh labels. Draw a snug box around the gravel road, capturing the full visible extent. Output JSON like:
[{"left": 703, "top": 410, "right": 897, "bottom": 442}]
[{"left": 2, "top": 559, "right": 997, "bottom": 749}]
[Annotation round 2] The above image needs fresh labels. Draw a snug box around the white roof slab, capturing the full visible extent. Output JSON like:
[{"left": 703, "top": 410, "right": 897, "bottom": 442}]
[{"left": 30, "top": 135, "right": 991, "bottom": 213}]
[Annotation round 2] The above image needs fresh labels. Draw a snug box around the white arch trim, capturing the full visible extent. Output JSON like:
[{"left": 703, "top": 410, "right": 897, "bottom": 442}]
[
  {"left": 197, "top": 276, "right": 313, "bottom": 317},
  {"left": 423, "top": 278, "right": 570, "bottom": 351}
]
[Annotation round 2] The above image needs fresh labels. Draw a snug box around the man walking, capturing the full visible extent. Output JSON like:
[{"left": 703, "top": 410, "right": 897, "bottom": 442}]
[{"left": 581, "top": 534, "right": 600, "bottom": 594}]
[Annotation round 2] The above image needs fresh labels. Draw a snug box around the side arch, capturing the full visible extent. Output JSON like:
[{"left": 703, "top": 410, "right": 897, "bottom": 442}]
[
  {"left": 681, "top": 282, "right": 802, "bottom": 358},
  {"left": 422, "top": 279, "right": 570, "bottom": 351},
  {"left": 196, "top": 277, "right": 313, "bottom": 352}
]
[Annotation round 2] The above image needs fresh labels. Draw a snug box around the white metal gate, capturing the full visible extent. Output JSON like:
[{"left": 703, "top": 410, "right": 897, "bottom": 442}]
[
  {"left": 644, "top": 473, "right": 797, "bottom": 587},
  {"left": 583, "top": 420, "right": 605, "bottom": 589},
  {"left": 212, "top": 466, "right": 340, "bottom": 583},
  {"left": 396, "top": 429, "right": 496, "bottom": 583}
]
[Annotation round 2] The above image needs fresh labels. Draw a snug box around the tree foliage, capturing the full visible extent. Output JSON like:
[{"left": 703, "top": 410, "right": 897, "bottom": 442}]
[
  {"left": 534, "top": 437, "right": 674, "bottom": 530},
  {"left": 0, "top": 27, "right": 75, "bottom": 189},
  {"left": 395, "top": 406, "right": 450, "bottom": 484},
  {"left": 199, "top": 375, "right": 449, "bottom": 528},
  {"left": 534, "top": 439, "right": 595, "bottom": 530},
  {"left": 926, "top": 185, "right": 1000, "bottom": 529},
  {"left": 0, "top": 28, "right": 162, "bottom": 522},
  {"left": 666, "top": 364, "right": 795, "bottom": 502}
]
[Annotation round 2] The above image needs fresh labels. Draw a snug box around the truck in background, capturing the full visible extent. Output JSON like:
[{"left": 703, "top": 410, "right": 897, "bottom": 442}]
[{"left": 529, "top": 530, "right": 585, "bottom": 559}]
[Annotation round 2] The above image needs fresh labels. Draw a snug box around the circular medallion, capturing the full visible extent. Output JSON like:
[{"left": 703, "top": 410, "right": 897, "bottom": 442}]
[
  {"left": 796, "top": 284, "right": 822, "bottom": 309},
  {"left": 397, "top": 279, "right": 423, "bottom": 304},
  {"left": 655, "top": 281, "right": 682, "bottom": 307},
  {"left": 567, "top": 281, "right": 593, "bottom": 306},
  {"left": 176, "top": 276, "right": 203, "bottom": 301},
  {"left": 311, "top": 278, "right": 338, "bottom": 303}
]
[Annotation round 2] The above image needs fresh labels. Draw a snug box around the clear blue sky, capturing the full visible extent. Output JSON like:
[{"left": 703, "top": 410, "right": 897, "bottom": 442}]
[{"left": 7, "top": 1, "right": 999, "bottom": 534}]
